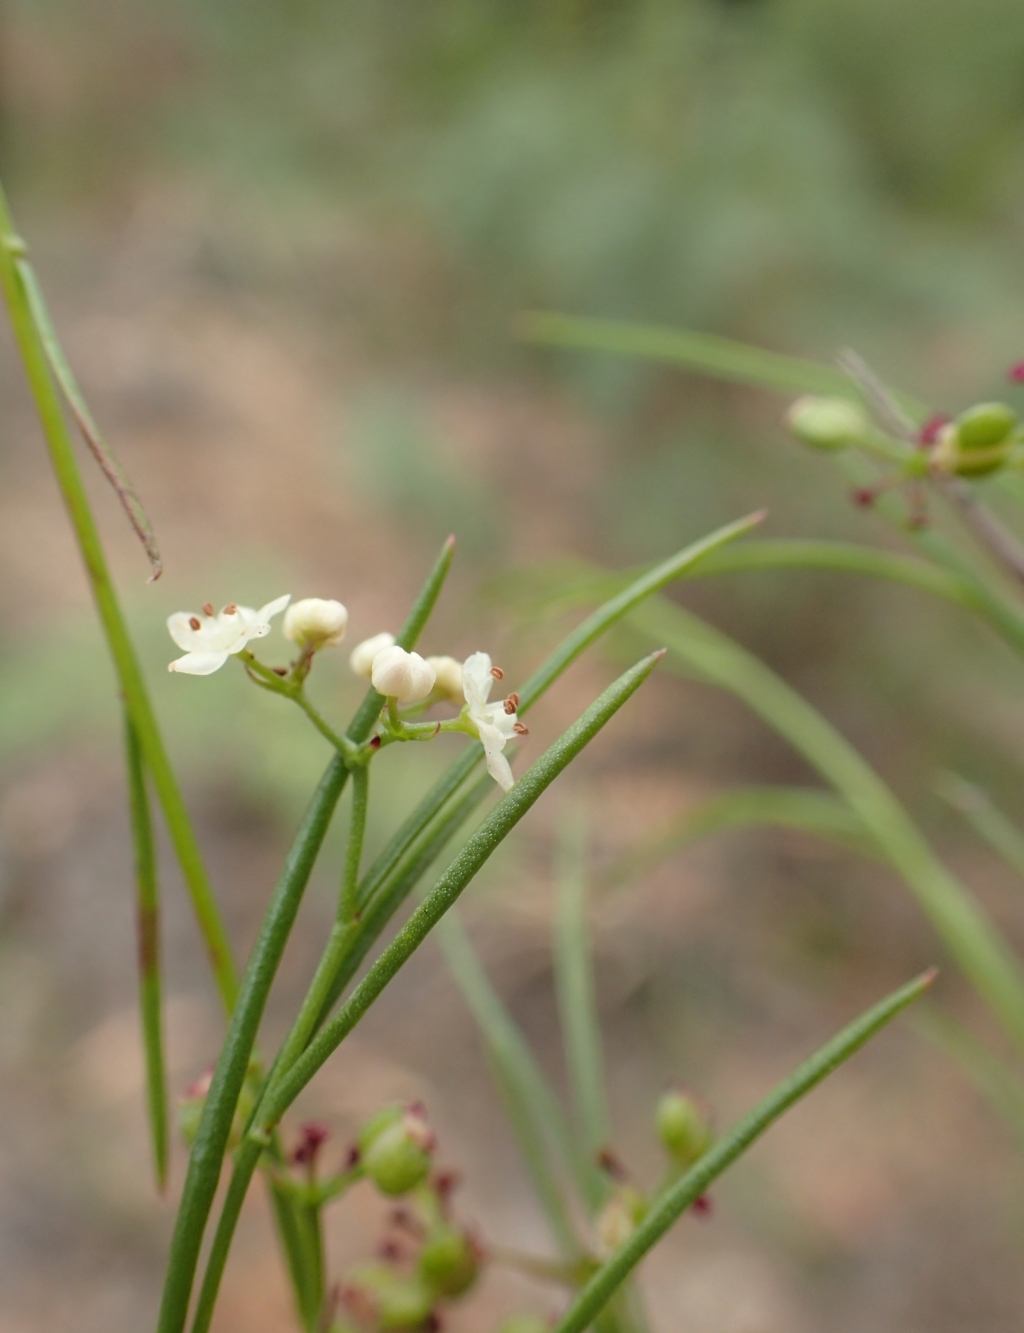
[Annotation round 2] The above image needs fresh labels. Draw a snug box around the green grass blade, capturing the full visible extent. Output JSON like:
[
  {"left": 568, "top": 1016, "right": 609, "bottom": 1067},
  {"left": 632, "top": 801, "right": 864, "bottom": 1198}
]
[
  {"left": 517, "top": 512, "right": 764, "bottom": 712},
  {"left": 552, "top": 970, "right": 936, "bottom": 1333},
  {"left": 627, "top": 597, "right": 1024, "bottom": 1057},
  {"left": 935, "top": 773, "right": 1024, "bottom": 884},
  {"left": 436, "top": 911, "right": 583, "bottom": 1256},
  {"left": 124, "top": 713, "right": 169, "bottom": 1192},
  {"left": 600, "top": 786, "right": 879, "bottom": 892},
  {"left": 517, "top": 312, "right": 929, "bottom": 416},
  {"left": 554, "top": 808, "right": 611, "bottom": 1170}
]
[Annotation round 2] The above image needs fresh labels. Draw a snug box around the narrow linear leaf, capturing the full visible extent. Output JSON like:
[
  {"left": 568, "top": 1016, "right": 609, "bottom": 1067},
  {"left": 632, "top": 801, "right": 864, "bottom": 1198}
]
[
  {"left": 554, "top": 807, "right": 611, "bottom": 1169},
  {"left": 124, "top": 713, "right": 169, "bottom": 1191},
  {"left": 517, "top": 312, "right": 928, "bottom": 417},
  {"left": 436, "top": 911, "right": 583, "bottom": 1256},
  {"left": 15, "top": 256, "right": 163, "bottom": 578},
  {"left": 600, "top": 786, "right": 879, "bottom": 893},
  {"left": 552, "top": 970, "right": 936, "bottom": 1333},
  {"left": 935, "top": 772, "right": 1024, "bottom": 885},
  {"left": 627, "top": 597, "right": 1024, "bottom": 1057}
]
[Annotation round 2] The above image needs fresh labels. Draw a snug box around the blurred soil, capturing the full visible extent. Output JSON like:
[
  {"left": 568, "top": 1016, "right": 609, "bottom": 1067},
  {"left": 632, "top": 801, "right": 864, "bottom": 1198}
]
[{"left": 0, "top": 197, "right": 1022, "bottom": 1333}]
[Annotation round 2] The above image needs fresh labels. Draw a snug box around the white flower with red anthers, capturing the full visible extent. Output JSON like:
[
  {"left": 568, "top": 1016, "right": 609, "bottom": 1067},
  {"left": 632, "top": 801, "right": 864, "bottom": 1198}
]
[
  {"left": 167, "top": 595, "right": 291, "bottom": 675},
  {"left": 462, "top": 651, "right": 525, "bottom": 793}
]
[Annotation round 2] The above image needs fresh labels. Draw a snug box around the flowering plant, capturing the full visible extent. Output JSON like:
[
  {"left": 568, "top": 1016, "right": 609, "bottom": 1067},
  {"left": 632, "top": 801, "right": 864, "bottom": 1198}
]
[{"left": 0, "top": 184, "right": 935, "bottom": 1333}]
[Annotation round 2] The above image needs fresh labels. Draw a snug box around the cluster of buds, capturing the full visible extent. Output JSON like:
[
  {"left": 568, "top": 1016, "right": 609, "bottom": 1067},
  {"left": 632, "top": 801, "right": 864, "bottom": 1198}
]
[
  {"left": 785, "top": 370, "right": 1024, "bottom": 522},
  {"left": 331, "top": 1106, "right": 483, "bottom": 1332}
]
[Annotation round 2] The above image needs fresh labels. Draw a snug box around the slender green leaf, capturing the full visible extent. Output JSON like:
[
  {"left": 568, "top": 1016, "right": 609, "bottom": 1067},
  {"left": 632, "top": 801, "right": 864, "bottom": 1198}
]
[
  {"left": 626, "top": 596, "right": 1024, "bottom": 1057},
  {"left": 935, "top": 772, "right": 1024, "bottom": 884},
  {"left": 554, "top": 808, "right": 611, "bottom": 1167},
  {"left": 552, "top": 970, "right": 936, "bottom": 1333},
  {"left": 124, "top": 714, "right": 169, "bottom": 1191},
  {"left": 600, "top": 786, "right": 878, "bottom": 893},
  {"left": 436, "top": 911, "right": 582, "bottom": 1256}
]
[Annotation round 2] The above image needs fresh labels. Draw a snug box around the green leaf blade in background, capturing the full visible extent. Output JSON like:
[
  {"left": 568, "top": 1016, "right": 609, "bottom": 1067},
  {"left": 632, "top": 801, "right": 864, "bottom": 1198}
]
[{"left": 551, "top": 969, "right": 936, "bottom": 1333}]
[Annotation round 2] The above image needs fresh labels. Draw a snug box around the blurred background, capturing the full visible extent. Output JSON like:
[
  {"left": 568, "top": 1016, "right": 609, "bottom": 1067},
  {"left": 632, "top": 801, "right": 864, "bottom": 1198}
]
[{"left": 1, "top": 1, "right": 1024, "bottom": 1329}]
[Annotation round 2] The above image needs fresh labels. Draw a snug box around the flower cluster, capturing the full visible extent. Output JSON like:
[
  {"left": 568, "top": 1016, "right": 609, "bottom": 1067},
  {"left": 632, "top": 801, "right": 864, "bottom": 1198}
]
[{"left": 166, "top": 594, "right": 526, "bottom": 791}]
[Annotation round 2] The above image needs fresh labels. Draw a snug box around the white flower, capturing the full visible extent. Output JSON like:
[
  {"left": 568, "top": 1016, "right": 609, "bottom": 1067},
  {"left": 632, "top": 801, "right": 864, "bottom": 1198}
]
[
  {"left": 283, "top": 598, "right": 349, "bottom": 650},
  {"left": 427, "top": 655, "right": 464, "bottom": 702},
  {"left": 371, "top": 645, "right": 436, "bottom": 702},
  {"left": 462, "top": 651, "right": 521, "bottom": 792},
  {"left": 349, "top": 632, "right": 396, "bottom": 679},
  {"left": 167, "top": 595, "right": 290, "bottom": 675}
]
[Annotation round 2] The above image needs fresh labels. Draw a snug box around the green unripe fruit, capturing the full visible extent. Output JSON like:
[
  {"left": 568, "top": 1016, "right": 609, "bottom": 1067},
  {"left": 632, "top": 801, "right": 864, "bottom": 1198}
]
[
  {"left": 931, "top": 420, "right": 1011, "bottom": 479},
  {"left": 656, "top": 1088, "right": 714, "bottom": 1169},
  {"left": 785, "top": 396, "right": 868, "bottom": 451},
  {"left": 955, "top": 402, "right": 1017, "bottom": 452},
  {"left": 344, "top": 1265, "right": 434, "bottom": 1331},
  {"left": 418, "top": 1227, "right": 480, "bottom": 1298},
  {"left": 359, "top": 1104, "right": 435, "bottom": 1197},
  {"left": 497, "top": 1316, "right": 551, "bottom": 1333}
]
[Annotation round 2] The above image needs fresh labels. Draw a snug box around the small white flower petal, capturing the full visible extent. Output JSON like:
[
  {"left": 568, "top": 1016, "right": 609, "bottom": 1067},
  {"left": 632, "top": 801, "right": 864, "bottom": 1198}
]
[
  {"left": 478, "top": 726, "right": 515, "bottom": 792},
  {"left": 168, "top": 650, "right": 232, "bottom": 675},
  {"left": 349, "top": 632, "right": 396, "bottom": 679},
  {"left": 258, "top": 593, "right": 292, "bottom": 623},
  {"left": 167, "top": 611, "right": 206, "bottom": 652},
  {"left": 461, "top": 652, "right": 494, "bottom": 710}
]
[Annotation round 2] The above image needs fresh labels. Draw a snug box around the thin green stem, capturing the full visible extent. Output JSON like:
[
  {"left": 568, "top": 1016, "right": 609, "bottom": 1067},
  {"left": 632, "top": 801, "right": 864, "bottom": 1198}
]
[
  {"left": 552, "top": 970, "right": 936, "bottom": 1333},
  {"left": 0, "top": 181, "right": 240, "bottom": 1012},
  {"left": 341, "top": 765, "right": 369, "bottom": 922},
  {"left": 124, "top": 713, "right": 169, "bottom": 1191}
]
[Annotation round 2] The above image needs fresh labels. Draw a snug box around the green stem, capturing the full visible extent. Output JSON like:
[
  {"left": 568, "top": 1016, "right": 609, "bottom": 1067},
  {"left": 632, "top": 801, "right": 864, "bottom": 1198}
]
[
  {"left": 552, "top": 970, "right": 936, "bottom": 1333},
  {"left": 0, "top": 181, "right": 240, "bottom": 1013},
  {"left": 341, "top": 766, "right": 369, "bottom": 923},
  {"left": 124, "top": 713, "right": 169, "bottom": 1191}
]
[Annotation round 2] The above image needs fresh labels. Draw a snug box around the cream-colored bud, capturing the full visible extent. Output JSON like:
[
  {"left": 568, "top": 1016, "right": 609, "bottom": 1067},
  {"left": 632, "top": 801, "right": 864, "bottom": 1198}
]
[
  {"left": 426, "top": 655, "right": 463, "bottom": 701},
  {"left": 371, "top": 645, "right": 436, "bottom": 702},
  {"left": 349, "top": 631, "right": 396, "bottom": 679},
  {"left": 283, "top": 598, "right": 348, "bottom": 650}
]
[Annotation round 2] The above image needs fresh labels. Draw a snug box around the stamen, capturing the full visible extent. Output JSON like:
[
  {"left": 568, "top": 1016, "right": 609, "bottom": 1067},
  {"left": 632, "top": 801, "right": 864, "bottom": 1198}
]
[
  {"left": 273, "top": 666, "right": 288, "bottom": 677},
  {"left": 503, "top": 692, "right": 519, "bottom": 713},
  {"left": 223, "top": 603, "right": 238, "bottom": 615},
  {"left": 513, "top": 721, "right": 529, "bottom": 735},
  {"left": 490, "top": 665, "right": 504, "bottom": 680},
  {"left": 189, "top": 616, "right": 201, "bottom": 631},
  {"left": 201, "top": 602, "right": 214, "bottom": 617}
]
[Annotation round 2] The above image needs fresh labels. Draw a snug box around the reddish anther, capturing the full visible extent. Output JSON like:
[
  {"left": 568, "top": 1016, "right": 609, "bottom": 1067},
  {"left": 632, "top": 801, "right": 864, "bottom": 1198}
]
[
  {"left": 851, "top": 486, "right": 877, "bottom": 507},
  {"left": 189, "top": 616, "right": 202, "bottom": 631},
  {"left": 1008, "top": 361, "right": 1024, "bottom": 383},
  {"left": 201, "top": 602, "right": 214, "bottom": 617}
]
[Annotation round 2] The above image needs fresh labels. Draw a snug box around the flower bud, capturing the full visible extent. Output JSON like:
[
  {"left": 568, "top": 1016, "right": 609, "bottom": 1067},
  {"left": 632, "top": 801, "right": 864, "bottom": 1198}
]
[
  {"left": 358, "top": 1104, "right": 436, "bottom": 1196},
  {"left": 931, "top": 420, "right": 1011, "bottom": 478},
  {"left": 656, "top": 1088, "right": 713, "bottom": 1169},
  {"left": 349, "top": 631, "right": 396, "bottom": 679},
  {"left": 418, "top": 1226, "right": 481, "bottom": 1298},
  {"left": 342, "top": 1265, "right": 435, "bottom": 1331},
  {"left": 283, "top": 598, "right": 349, "bottom": 650},
  {"left": 595, "top": 1184, "right": 647, "bottom": 1254},
  {"left": 426, "top": 655, "right": 464, "bottom": 702},
  {"left": 371, "top": 646, "right": 436, "bottom": 703},
  {"left": 955, "top": 402, "right": 1017, "bottom": 451},
  {"left": 785, "top": 396, "right": 868, "bottom": 451}
]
